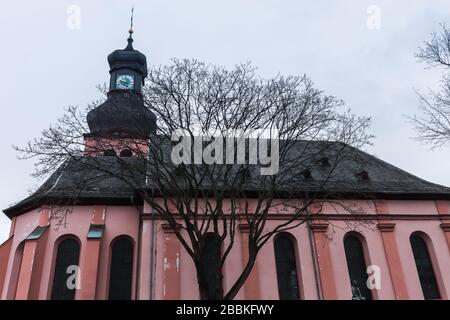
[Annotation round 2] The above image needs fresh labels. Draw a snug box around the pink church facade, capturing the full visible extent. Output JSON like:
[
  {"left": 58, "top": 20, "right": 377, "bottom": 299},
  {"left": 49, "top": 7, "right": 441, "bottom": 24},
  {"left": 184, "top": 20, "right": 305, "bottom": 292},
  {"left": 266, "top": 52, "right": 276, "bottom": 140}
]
[
  {"left": 1, "top": 32, "right": 450, "bottom": 301},
  {"left": 1, "top": 199, "right": 450, "bottom": 300}
]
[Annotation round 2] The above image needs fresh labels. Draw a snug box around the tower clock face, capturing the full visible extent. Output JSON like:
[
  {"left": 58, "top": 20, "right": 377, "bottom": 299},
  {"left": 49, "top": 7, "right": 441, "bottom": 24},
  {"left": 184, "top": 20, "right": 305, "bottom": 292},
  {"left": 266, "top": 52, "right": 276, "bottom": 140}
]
[{"left": 116, "top": 75, "right": 135, "bottom": 90}]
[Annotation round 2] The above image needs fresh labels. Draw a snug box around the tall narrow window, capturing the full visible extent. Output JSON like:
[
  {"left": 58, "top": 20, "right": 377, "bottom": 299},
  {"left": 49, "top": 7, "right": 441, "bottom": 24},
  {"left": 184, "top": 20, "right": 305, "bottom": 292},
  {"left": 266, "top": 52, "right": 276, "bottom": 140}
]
[
  {"left": 200, "top": 234, "right": 221, "bottom": 299},
  {"left": 410, "top": 234, "right": 440, "bottom": 300},
  {"left": 344, "top": 234, "right": 372, "bottom": 300},
  {"left": 108, "top": 237, "right": 134, "bottom": 300},
  {"left": 8, "top": 242, "right": 24, "bottom": 299},
  {"left": 51, "top": 238, "right": 80, "bottom": 300},
  {"left": 274, "top": 234, "right": 300, "bottom": 300}
]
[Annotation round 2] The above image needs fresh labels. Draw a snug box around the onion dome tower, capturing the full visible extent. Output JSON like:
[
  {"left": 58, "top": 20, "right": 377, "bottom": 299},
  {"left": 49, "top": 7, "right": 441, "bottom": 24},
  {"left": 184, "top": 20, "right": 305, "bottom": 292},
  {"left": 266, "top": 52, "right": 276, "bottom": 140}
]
[{"left": 86, "top": 22, "right": 156, "bottom": 138}]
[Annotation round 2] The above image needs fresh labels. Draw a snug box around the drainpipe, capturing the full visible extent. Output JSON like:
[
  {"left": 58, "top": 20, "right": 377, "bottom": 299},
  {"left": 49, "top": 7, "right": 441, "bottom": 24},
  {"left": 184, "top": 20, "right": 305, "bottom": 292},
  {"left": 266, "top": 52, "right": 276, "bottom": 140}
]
[
  {"left": 149, "top": 194, "right": 157, "bottom": 300},
  {"left": 135, "top": 203, "right": 143, "bottom": 300},
  {"left": 307, "top": 217, "right": 323, "bottom": 300}
]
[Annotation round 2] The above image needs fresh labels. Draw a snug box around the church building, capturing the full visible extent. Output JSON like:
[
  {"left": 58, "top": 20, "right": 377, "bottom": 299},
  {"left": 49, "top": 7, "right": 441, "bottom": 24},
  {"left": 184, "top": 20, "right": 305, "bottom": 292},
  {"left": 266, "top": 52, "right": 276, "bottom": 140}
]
[{"left": 1, "top": 29, "right": 450, "bottom": 300}]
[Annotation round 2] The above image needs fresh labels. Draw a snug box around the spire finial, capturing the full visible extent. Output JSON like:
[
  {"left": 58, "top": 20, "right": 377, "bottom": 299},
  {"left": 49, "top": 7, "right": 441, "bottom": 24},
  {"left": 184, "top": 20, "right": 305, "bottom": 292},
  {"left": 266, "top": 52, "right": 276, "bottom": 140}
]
[
  {"left": 129, "top": 6, "right": 134, "bottom": 36},
  {"left": 126, "top": 6, "right": 134, "bottom": 50}
]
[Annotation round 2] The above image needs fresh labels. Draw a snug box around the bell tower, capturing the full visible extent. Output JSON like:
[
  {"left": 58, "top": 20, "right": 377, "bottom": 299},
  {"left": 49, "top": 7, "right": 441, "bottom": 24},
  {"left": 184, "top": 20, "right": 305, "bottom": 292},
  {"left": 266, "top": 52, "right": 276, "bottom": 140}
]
[
  {"left": 107, "top": 16, "right": 147, "bottom": 94},
  {"left": 84, "top": 12, "right": 156, "bottom": 156}
]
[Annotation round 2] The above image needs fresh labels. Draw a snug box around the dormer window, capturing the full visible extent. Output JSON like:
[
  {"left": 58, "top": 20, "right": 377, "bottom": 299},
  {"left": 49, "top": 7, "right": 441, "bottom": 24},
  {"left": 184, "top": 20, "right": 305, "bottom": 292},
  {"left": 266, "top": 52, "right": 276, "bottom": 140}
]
[
  {"left": 301, "top": 169, "right": 313, "bottom": 180},
  {"left": 356, "top": 170, "right": 370, "bottom": 181},
  {"left": 319, "top": 157, "right": 331, "bottom": 167},
  {"left": 174, "top": 166, "right": 186, "bottom": 177}
]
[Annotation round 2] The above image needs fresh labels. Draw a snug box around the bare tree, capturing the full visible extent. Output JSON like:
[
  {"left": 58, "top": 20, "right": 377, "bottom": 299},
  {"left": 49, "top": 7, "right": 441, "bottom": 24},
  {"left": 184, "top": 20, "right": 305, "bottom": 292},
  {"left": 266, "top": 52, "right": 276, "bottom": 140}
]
[
  {"left": 15, "top": 59, "right": 371, "bottom": 300},
  {"left": 409, "top": 23, "right": 450, "bottom": 148}
]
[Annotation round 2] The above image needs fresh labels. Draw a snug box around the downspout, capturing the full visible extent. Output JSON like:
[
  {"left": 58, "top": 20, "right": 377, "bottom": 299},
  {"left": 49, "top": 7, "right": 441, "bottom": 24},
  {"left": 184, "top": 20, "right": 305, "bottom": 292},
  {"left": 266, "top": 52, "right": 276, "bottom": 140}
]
[
  {"left": 135, "top": 203, "right": 143, "bottom": 300},
  {"left": 144, "top": 145, "right": 157, "bottom": 300},
  {"left": 149, "top": 192, "right": 157, "bottom": 300},
  {"left": 150, "top": 205, "right": 156, "bottom": 299},
  {"left": 307, "top": 208, "right": 323, "bottom": 300}
]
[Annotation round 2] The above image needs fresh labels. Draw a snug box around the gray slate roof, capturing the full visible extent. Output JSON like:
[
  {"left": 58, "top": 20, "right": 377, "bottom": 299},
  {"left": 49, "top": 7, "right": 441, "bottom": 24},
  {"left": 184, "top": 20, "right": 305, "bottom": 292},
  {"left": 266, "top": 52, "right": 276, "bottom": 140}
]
[{"left": 4, "top": 140, "right": 450, "bottom": 218}]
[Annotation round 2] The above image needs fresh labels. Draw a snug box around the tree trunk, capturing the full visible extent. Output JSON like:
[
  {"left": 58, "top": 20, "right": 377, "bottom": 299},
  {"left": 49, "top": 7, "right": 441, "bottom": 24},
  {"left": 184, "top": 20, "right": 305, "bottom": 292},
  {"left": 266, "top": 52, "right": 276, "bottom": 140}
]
[
  {"left": 223, "top": 252, "right": 257, "bottom": 300},
  {"left": 196, "top": 234, "right": 224, "bottom": 300},
  {"left": 196, "top": 253, "right": 224, "bottom": 300}
]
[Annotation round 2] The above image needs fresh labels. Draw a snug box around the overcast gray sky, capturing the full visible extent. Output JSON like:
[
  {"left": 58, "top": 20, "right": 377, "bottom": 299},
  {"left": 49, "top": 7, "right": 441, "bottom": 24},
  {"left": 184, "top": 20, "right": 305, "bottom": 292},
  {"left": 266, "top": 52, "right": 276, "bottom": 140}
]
[{"left": 1, "top": 1, "right": 450, "bottom": 242}]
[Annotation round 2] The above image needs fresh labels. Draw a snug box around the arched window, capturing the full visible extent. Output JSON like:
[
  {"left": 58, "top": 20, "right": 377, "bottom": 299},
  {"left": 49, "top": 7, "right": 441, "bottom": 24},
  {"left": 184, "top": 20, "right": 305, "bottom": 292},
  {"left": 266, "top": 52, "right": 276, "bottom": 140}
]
[
  {"left": 120, "top": 149, "right": 133, "bottom": 157},
  {"left": 103, "top": 149, "right": 117, "bottom": 157},
  {"left": 274, "top": 234, "right": 300, "bottom": 300},
  {"left": 410, "top": 234, "right": 440, "bottom": 299},
  {"left": 108, "top": 237, "right": 134, "bottom": 300},
  {"left": 200, "top": 233, "right": 221, "bottom": 299},
  {"left": 343, "top": 234, "right": 372, "bottom": 300},
  {"left": 51, "top": 238, "right": 80, "bottom": 300},
  {"left": 7, "top": 242, "right": 24, "bottom": 299}
]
